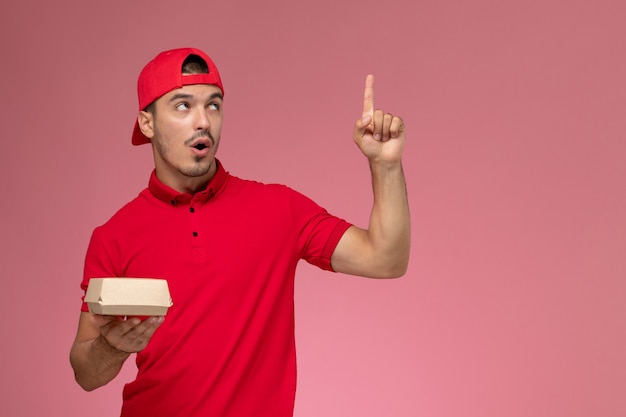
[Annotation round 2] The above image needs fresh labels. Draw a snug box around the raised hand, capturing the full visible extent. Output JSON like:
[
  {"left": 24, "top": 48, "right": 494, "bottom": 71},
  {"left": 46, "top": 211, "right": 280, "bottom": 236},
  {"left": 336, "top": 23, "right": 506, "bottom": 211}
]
[{"left": 353, "top": 74, "right": 405, "bottom": 164}]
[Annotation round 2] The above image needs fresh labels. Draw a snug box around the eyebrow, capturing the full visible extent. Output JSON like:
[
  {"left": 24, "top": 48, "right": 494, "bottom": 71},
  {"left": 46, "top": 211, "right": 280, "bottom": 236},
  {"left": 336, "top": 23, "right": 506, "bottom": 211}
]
[{"left": 168, "top": 92, "right": 223, "bottom": 103}]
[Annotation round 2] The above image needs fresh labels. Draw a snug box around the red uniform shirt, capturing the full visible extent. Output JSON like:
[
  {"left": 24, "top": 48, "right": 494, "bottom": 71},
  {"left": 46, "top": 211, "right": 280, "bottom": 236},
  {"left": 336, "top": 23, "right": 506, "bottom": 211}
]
[{"left": 81, "top": 161, "right": 351, "bottom": 417}]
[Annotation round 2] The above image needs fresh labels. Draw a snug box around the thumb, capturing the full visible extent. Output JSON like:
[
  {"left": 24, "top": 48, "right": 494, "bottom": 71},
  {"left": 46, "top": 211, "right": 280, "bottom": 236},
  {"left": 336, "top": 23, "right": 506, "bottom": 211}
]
[{"left": 354, "top": 114, "right": 372, "bottom": 138}]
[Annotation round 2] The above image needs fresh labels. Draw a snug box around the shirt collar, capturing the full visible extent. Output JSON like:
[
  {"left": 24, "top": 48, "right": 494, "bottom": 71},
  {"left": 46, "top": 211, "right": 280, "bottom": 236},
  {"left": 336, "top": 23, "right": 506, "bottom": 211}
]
[{"left": 148, "top": 159, "right": 228, "bottom": 206}]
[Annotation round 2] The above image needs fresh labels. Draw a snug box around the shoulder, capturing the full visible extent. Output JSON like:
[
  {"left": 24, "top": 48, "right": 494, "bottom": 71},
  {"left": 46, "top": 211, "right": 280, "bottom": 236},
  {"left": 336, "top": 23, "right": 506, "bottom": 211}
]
[
  {"left": 220, "top": 174, "right": 329, "bottom": 221},
  {"left": 225, "top": 174, "right": 303, "bottom": 200},
  {"left": 92, "top": 188, "right": 154, "bottom": 235}
]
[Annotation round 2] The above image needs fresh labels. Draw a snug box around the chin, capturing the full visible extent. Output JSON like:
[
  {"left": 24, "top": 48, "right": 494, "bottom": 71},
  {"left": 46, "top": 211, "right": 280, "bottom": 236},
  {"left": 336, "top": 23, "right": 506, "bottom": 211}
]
[{"left": 182, "top": 161, "right": 214, "bottom": 178}]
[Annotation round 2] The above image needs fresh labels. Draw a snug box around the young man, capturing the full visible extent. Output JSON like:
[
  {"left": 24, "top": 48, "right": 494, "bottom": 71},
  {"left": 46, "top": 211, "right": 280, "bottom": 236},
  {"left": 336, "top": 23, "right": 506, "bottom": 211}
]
[{"left": 70, "top": 47, "right": 410, "bottom": 417}]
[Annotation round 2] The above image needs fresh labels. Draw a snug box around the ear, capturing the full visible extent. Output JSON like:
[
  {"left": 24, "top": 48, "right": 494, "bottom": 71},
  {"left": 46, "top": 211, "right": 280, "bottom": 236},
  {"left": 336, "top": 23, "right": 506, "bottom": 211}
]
[{"left": 137, "top": 111, "right": 155, "bottom": 139}]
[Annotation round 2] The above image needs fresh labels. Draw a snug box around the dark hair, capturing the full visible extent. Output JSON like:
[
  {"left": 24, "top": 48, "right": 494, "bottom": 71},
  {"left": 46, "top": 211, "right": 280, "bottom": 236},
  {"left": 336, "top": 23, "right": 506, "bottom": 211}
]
[{"left": 182, "top": 54, "right": 209, "bottom": 74}]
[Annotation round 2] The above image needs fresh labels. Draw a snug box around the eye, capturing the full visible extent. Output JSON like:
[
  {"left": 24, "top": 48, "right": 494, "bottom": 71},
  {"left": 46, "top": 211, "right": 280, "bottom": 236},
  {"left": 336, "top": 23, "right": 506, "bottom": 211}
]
[
  {"left": 175, "top": 102, "right": 190, "bottom": 111},
  {"left": 208, "top": 102, "right": 221, "bottom": 111}
]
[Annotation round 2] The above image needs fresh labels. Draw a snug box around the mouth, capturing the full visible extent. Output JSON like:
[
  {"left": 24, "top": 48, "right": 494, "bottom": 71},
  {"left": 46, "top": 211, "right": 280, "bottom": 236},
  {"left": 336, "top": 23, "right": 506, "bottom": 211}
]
[{"left": 189, "top": 137, "right": 212, "bottom": 155}]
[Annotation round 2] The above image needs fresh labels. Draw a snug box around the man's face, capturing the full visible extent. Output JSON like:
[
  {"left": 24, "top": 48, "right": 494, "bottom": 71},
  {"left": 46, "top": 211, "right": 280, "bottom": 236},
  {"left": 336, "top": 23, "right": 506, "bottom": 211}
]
[{"left": 139, "top": 84, "right": 224, "bottom": 192}]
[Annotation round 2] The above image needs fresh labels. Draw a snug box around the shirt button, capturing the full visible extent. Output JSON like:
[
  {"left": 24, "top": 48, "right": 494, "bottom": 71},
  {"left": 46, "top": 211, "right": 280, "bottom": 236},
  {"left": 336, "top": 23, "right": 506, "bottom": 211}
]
[
  {"left": 189, "top": 207, "right": 195, "bottom": 213},
  {"left": 192, "top": 231, "right": 198, "bottom": 237}
]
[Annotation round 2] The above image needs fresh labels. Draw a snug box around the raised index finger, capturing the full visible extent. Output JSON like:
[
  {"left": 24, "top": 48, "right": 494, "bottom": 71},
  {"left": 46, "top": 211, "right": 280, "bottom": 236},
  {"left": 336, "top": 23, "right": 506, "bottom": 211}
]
[{"left": 362, "top": 74, "right": 374, "bottom": 118}]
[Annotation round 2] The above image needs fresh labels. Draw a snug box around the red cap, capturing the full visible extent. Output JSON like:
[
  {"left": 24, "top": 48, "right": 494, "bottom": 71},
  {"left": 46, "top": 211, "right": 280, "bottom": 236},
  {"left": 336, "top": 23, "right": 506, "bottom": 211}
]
[{"left": 132, "top": 47, "right": 225, "bottom": 146}]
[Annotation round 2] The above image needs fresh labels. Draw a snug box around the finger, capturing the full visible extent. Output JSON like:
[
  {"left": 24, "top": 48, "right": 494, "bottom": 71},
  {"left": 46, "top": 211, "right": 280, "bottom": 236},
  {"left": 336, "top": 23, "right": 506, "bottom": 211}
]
[
  {"left": 126, "top": 317, "right": 164, "bottom": 350},
  {"left": 354, "top": 114, "right": 372, "bottom": 139},
  {"left": 91, "top": 314, "right": 121, "bottom": 327},
  {"left": 100, "top": 316, "right": 138, "bottom": 338},
  {"left": 390, "top": 116, "right": 405, "bottom": 138},
  {"left": 144, "top": 318, "right": 165, "bottom": 340},
  {"left": 121, "top": 316, "right": 164, "bottom": 336},
  {"left": 104, "top": 316, "right": 164, "bottom": 352},
  {"left": 372, "top": 109, "right": 385, "bottom": 141},
  {"left": 381, "top": 113, "right": 394, "bottom": 141},
  {"left": 362, "top": 74, "right": 374, "bottom": 118}
]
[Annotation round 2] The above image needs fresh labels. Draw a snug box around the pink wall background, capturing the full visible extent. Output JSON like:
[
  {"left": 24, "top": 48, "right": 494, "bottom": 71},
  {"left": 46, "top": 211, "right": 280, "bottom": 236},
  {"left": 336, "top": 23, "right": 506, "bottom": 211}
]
[{"left": 1, "top": 0, "right": 624, "bottom": 416}]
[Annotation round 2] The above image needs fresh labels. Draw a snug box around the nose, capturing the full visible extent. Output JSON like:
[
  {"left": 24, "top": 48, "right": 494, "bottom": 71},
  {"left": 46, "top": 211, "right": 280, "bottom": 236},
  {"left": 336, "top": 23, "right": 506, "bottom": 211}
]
[{"left": 194, "top": 107, "right": 210, "bottom": 131}]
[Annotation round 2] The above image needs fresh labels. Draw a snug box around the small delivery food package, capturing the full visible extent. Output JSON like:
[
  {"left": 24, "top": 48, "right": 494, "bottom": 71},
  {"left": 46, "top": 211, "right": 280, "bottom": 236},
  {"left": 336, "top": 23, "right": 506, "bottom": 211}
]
[{"left": 85, "top": 278, "right": 173, "bottom": 316}]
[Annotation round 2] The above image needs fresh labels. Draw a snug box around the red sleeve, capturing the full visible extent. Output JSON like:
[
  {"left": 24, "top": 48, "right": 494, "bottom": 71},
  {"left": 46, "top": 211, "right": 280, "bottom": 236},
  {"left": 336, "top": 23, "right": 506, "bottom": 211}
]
[
  {"left": 79, "top": 226, "right": 120, "bottom": 311},
  {"left": 289, "top": 189, "right": 352, "bottom": 271}
]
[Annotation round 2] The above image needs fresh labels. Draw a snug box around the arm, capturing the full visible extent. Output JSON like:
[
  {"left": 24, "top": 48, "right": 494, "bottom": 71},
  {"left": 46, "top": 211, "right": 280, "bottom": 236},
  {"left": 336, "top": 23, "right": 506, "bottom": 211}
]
[
  {"left": 69, "top": 312, "right": 164, "bottom": 391},
  {"left": 331, "top": 75, "right": 410, "bottom": 278}
]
